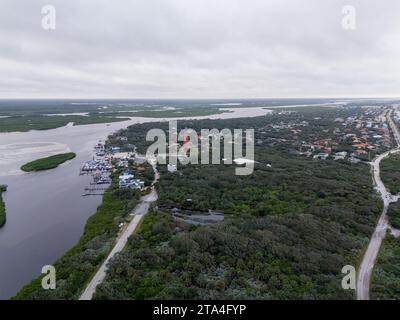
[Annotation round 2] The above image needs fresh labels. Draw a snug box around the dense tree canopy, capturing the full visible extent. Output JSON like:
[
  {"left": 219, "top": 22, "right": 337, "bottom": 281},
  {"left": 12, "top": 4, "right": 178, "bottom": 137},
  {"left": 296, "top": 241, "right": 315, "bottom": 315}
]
[{"left": 95, "top": 111, "right": 382, "bottom": 300}]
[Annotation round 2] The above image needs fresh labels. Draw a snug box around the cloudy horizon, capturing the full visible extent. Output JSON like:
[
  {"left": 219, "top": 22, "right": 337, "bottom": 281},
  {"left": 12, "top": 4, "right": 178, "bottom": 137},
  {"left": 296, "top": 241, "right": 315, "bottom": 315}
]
[{"left": 1, "top": 0, "right": 400, "bottom": 99}]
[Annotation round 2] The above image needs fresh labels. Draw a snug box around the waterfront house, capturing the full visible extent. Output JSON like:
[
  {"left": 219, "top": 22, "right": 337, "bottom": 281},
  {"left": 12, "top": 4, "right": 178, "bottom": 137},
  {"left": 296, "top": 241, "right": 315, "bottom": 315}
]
[{"left": 119, "top": 172, "right": 145, "bottom": 190}]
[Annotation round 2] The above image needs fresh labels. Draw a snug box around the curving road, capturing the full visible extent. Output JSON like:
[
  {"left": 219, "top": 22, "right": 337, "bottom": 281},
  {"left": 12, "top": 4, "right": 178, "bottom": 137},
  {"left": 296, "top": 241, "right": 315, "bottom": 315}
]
[
  {"left": 357, "top": 109, "right": 400, "bottom": 300},
  {"left": 79, "top": 158, "right": 158, "bottom": 300}
]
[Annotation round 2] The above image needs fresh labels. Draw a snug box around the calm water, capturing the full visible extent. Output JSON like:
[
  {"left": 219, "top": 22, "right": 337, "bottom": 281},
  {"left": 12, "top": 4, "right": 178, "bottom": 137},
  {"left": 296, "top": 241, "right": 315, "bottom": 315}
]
[{"left": 0, "top": 107, "right": 271, "bottom": 299}]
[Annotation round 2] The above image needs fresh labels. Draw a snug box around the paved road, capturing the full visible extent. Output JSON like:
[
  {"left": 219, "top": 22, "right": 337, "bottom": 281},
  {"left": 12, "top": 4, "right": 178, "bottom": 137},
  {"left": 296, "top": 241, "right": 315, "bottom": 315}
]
[
  {"left": 357, "top": 109, "right": 400, "bottom": 300},
  {"left": 79, "top": 159, "right": 158, "bottom": 300}
]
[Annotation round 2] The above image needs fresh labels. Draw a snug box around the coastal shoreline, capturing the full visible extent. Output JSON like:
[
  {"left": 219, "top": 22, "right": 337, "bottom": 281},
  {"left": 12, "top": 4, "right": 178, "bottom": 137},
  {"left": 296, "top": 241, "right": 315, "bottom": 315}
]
[{"left": 0, "top": 106, "right": 273, "bottom": 299}]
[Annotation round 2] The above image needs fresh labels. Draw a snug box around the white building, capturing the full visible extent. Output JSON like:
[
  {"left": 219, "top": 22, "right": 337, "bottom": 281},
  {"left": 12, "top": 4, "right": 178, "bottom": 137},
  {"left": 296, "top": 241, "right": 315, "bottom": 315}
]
[{"left": 119, "top": 172, "right": 145, "bottom": 190}]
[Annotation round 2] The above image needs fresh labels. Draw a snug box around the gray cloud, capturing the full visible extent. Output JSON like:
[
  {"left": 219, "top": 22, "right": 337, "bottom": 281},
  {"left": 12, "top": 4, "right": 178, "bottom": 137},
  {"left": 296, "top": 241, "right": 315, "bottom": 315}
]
[{"left": 0, "top": 0, "right": 400, "bottom": 98}]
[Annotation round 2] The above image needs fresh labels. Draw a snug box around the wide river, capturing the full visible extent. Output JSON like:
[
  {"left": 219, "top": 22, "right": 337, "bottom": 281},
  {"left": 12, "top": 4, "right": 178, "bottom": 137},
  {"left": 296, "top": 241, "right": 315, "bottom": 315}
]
[{"left": 0, "top": 107, "right": 272, "bottom": 299}]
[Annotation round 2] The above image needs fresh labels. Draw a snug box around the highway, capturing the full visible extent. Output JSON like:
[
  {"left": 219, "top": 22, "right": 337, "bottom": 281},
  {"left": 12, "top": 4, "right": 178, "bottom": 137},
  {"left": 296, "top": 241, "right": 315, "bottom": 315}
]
[{"left": 357, "top": 109, "right": 400, "bottom": 300}]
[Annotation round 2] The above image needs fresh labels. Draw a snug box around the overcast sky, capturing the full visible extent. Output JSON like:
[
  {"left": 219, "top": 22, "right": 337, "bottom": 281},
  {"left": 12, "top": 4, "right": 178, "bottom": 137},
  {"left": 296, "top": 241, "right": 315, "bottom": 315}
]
[{"left": 1, "top": 0, "right": 400, "bottom": 99}]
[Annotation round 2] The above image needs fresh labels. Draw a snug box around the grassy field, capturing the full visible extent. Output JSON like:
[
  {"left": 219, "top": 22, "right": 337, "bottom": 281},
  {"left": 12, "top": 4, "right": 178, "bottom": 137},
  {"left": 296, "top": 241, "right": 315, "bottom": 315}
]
[
  {"left": 100, "top": 107, "right": 227, "bottom": 118},
  {"left": 0, "top": 115, "right": 130, "bottom": 133},
  {"left": 21, "top": 152, "right": 77, "bottom": 172},
  {"left": 0, "top": 102, "right": 231, "bottom": 132},
  {"left": 0, "top": 109, "right": 228, "bottom": 132},
  {"left": 0, "top": 185, "right": 6, "bottom": 228}
]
